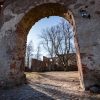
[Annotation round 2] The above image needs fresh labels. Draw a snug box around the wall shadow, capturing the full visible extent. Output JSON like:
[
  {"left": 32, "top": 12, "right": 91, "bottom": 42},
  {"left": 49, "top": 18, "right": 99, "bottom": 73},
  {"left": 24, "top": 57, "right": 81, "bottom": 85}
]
[
  {"left": 0, "top": 84, "right": 54, "bottom": 100},
  {"left": 0, "top": 82, "right": 100, "bottom": 100}
]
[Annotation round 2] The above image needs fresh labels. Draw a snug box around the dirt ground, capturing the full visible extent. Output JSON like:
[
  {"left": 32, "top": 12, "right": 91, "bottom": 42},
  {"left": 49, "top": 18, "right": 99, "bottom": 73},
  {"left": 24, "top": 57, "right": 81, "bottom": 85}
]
[{"left": 0, "top": 71, "right": 100, "bottom": 100}]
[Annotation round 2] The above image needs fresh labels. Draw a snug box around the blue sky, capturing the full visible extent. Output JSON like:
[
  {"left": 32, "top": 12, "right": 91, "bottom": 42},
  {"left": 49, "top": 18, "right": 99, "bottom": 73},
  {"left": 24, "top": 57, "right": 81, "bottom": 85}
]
[
  {"left": 27, "top": 16, "right": 74, "bottom": 59},
  {"left": 27, "top": 16, "right": 63, "bottom": 44}
]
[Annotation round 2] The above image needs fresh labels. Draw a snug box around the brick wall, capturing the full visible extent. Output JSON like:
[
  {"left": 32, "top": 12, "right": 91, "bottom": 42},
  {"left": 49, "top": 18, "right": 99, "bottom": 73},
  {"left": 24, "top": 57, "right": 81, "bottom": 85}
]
[{"left": 30, "top": 54, "right": 79, "bottom": 72}]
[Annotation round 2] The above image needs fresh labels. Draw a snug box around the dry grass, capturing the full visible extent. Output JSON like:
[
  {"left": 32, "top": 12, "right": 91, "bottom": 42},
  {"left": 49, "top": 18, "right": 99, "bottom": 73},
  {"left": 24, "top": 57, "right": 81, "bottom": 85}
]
[{"left": 25, "top": 72, "right": 42, "bottom": 79}]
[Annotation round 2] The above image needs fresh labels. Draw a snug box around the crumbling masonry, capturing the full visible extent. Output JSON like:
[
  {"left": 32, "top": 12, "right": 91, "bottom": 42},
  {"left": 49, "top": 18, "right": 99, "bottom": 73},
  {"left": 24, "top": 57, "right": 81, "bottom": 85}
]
[{"left": 0, "top": 0, "right": 100, "bottom": 90}]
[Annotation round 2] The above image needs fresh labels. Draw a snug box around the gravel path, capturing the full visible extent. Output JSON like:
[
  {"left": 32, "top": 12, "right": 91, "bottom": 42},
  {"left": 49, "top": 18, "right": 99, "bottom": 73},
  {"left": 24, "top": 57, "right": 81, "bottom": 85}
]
[{"left": 0, "top": 71, "right": 100, "bottom": 100}]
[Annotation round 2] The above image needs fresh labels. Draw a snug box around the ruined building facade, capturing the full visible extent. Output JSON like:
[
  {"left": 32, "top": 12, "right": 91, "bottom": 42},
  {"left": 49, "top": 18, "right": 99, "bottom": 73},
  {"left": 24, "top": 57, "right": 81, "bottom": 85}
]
[{"left": 0, "top": 0, "right": 100, "bottom": 90}]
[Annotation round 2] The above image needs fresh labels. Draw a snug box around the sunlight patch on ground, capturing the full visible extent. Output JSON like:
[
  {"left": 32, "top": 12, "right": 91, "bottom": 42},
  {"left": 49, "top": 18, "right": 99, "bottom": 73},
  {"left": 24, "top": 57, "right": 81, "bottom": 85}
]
[{"left": 25, "top": 72, "right": 42, "bottom": 79}]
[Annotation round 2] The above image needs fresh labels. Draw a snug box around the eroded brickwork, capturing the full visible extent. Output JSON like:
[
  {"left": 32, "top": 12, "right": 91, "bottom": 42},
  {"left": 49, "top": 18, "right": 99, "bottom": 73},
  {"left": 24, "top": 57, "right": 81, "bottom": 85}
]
[{"left": 0, "top": 0, "right": 100, "bottom": 90}]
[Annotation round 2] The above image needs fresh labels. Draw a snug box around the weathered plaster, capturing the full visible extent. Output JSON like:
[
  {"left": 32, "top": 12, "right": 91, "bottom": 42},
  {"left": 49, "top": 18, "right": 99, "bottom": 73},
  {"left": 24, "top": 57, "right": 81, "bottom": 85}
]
[{"left": 0, "top": 0, "right": 100, "bottom": 90}]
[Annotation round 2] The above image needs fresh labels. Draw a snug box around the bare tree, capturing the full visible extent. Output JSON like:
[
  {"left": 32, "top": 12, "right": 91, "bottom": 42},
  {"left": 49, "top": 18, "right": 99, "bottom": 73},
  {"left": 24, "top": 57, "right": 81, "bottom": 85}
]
[
  {"left": 40, "top": 26, "right": 58, "bottom": 71},
  {"left": 25, "top": 40, "right": 34, "bottom": 68},
  {"left": 40, "top": 19, "right": 75, "bottom": 71},
  {"left": 35, "top": 44, "right": 41, "bottom": 60}
]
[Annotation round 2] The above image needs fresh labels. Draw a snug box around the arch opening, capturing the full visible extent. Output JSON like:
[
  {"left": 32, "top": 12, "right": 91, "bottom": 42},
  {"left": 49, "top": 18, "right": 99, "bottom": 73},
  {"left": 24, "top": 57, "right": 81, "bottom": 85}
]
[
  {"left": 14, "top": 3, "right": 84, "bottom": 90},
  {"left": 0, "top": 0, "right": 100, "bottom": 95},
  {"left": 25, "top": 16, "right": 76, "bottom": 71}
]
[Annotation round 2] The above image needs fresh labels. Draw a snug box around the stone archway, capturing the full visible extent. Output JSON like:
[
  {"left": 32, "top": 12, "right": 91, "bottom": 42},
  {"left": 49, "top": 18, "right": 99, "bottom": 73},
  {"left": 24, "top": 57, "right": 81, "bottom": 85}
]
[
  {"left": 0, "top": 0, "right": 100, "bottom": 91},
  {"left": 16, "top": 3, "right": 84, "bottom": 89}
]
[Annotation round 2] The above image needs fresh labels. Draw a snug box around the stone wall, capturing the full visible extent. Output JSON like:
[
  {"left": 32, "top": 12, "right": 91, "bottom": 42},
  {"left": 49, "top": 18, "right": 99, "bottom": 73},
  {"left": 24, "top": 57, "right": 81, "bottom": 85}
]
[
  {"left": 31, "top": 59, "right": 47, "bottom": 72},
  {"left": 43, "top": 54, "right": 78, "bottom": 71},
  {"left": 0, "top": 0, "right": 100, "bottom": 90}
]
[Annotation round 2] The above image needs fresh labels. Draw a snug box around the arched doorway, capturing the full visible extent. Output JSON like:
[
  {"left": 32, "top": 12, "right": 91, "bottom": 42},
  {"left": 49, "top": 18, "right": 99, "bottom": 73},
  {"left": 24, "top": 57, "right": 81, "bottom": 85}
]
[
  {"left": 0, "top": 0, "right": 100, "bottom": 93},
  {"left": 15, "top": 3, "right": 84, "bottom": 89}
]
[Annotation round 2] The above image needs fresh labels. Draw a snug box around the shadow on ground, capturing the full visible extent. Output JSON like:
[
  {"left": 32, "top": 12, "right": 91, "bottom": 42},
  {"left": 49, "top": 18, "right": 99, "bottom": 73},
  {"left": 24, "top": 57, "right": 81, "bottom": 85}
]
[
  {"left": 0, "top": 71, "right": 100, "bottom": 100},
  {"left": 0, "top": 85, "right": 54, "bottom": 100},
  {"left": 30, "top": 82, "right": 100, "bottom": 100},
  {"left": 0, "top": 83, "right": 100, "bottom": 100}
]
